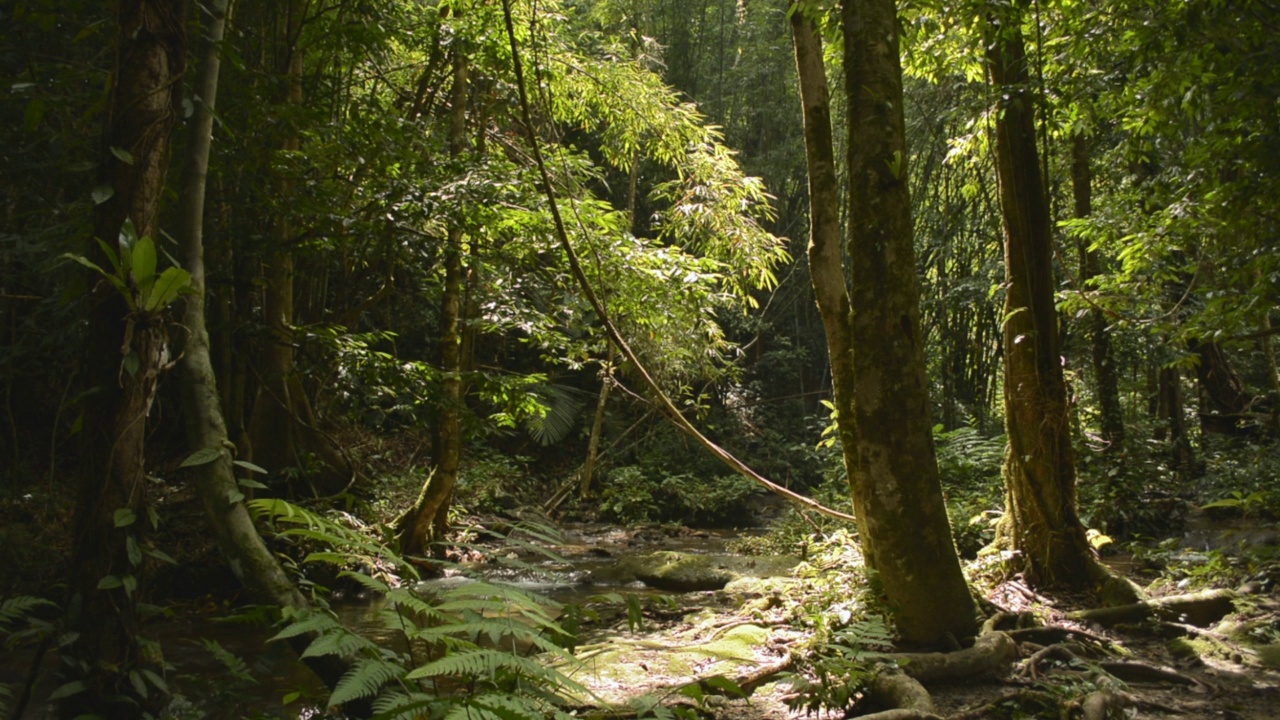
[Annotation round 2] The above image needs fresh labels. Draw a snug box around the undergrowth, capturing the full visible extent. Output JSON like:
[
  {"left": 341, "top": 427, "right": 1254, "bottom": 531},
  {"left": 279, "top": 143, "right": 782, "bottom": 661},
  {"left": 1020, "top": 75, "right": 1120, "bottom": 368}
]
[{"left": 249, "top": 499, "right": 589, "bottom": 719}]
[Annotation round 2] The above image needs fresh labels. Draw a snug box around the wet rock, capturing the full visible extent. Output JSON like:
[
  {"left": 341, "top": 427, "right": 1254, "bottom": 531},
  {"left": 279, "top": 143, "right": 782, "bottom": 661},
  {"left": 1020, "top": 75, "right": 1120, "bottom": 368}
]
[{"left": 628, "top": 551, "right": 735, "bottom": 592}]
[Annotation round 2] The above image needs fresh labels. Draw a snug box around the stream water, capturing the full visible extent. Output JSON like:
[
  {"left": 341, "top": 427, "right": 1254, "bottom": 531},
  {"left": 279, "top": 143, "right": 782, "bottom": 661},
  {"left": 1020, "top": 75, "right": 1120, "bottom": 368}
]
[{"left": 6, "top": 524, "right": 762, "bottom": 720}]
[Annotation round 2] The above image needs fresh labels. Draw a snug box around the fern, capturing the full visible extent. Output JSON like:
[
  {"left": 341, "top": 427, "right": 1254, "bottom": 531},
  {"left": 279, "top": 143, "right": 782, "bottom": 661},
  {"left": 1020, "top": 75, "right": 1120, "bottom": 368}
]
[
  {"left": 328, "top": 657, "right": 404, "bottom": 707},
  {"left": 197, "top": 638, "right": 255, "bottom": 683},
  {"left": 300, "top": 628, "right": 378, "bottom": 659},
  {"left": 372, "top": 691, "right": 441, "bottom": 720},
  {"left": 0, "top": 596, "right": 53, "bottom": 629},
  {"left": 269, "top": 608, "right": 344, "bottom": 641}
]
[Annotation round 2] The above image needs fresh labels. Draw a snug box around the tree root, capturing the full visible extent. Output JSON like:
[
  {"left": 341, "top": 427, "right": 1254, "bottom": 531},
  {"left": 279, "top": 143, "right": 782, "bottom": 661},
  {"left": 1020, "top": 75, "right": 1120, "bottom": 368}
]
[
  {"left": 889, "top": 631, "right": 1019, "bottom": 684},
  {"left": 1098, "top": 660, "right": 1207, "bottom": 687},
  {"left": 1071, "top": 588, "right": 1238, "bottom": 628},
  {"left": 948, "top": 690, "right": 1059, "bottom": 720},
  {"left": 855, "top": 672, "right": 940, "bottom": 719}
]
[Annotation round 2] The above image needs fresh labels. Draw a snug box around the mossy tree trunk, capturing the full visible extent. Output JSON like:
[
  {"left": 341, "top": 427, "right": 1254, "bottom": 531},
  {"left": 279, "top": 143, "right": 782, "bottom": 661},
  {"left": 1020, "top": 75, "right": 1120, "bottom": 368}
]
[
  {"left": 792, "top": 2, "right": 977, "bottom": 646},
  {"left": 987, "top": 15, "right": 1099, "bottom": 589},
  {"left": 64, "top": 2, "right": 184, "bottom": 716}
]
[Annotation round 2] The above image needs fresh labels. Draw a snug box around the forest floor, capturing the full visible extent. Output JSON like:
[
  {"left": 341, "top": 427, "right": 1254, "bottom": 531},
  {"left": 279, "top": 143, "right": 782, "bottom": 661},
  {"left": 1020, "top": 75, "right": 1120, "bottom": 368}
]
[
  {"left": 3, "top": 487, "right": 1280, "bottom": 720},
  {"left": 567, "top": 573, "right": 1280, "bottom": 720}
]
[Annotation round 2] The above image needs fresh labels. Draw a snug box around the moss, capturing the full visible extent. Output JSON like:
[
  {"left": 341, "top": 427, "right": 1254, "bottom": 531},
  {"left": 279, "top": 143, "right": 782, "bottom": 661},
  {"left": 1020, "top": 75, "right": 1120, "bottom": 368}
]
[{"left": 1167, "top": 637, "right": 1203, "bottom": 660}]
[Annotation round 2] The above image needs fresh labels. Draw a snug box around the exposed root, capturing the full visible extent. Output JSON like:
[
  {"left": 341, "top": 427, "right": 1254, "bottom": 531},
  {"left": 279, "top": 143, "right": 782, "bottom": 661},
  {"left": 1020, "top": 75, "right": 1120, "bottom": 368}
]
[
  {"left": 857, "top": 671, "right": 937, "bottom": 718},
  {"left": 889, "top": 631, "right": 1019, "bottom": 684},
  {"left": 1098, "top": 660, "right": 1208, "bottom": 688},
  {"left": 1004, "top": 625, "right": 1112, "bottom": 650},
  {"left": 1071, "top": 588, "right": 1238, "bottom": 628},
  {"left": 948, "top": 690, "right": 1059, "bottom": 720},
  {"left": 1018, "top": 643, "right": 1083, "bottom": 680}
]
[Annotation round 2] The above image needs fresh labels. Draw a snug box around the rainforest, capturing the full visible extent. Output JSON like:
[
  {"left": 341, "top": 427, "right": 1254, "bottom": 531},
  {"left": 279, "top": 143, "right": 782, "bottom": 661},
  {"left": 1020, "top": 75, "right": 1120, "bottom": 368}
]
[{"left": 2, "top": 0, "right": 1279, "bottom": 718}]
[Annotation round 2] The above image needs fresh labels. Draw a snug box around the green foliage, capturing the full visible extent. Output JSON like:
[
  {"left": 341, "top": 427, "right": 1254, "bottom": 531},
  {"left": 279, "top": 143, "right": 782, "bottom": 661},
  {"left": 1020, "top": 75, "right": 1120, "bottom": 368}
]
[
  {"left": 253, "top": 499, "right": 587, "bottom": 717},
  {"left": 934, "top": 425, "right": 1007, "bottom": 557},
  {"left": 598, "top": 466, "right": 762, "bottom": 527},
  {"left": 63, "top": 222, "right": 191, "bottom": 315},
  {"left": 0, "top": 595, "right": 56, "bottom": 716},
  {"left": 772, "top": 531, "right": 897, "bottom": 715}
]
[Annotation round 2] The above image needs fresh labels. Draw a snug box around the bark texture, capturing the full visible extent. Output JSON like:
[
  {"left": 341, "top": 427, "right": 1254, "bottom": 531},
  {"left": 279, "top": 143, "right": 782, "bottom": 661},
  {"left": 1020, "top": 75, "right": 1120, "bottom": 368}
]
[
  {"left": 987, "top": 18, "right": 1097, "bottom": 588},
  {"left": 66, "top": 1, "right": 185, "bottom": 715},
  {"left": 793, "top": 3, "right": 976, "bottom": 645}
]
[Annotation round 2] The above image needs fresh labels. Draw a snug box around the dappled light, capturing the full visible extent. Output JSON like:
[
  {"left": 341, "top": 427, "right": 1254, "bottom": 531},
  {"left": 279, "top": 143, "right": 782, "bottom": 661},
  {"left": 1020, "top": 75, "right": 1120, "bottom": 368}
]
[{"left": 2, "top": 0, "right": 1279, "bottom": 718}]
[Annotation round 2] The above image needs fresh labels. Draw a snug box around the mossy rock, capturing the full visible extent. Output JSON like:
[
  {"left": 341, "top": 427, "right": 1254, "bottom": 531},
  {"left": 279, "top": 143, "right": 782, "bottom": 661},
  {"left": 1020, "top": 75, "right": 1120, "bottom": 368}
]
[{"left": 629, "top": 551, "right": 735, "bottom": 592}]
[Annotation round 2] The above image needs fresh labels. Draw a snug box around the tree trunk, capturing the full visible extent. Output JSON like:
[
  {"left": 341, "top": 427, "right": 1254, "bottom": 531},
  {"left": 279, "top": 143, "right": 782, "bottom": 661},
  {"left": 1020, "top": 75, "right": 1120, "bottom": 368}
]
[
  {"left": 173, "top": 7, "right": 369, "bottom": 713},
  {"left": 987, "top": 17, "right": 1098, "bottom": 588},
  {"left": 580, "top": 345, "right": 615, "bottom": 497},
  {"left": 1189, "top": 338, "right": 1253, "bottom": 435},
  {"left": 64, "top": 2, "right": 184, "bottom": 716},
  {"left": 1158, "top": 365, "right": 1197, "bottom": 481},
  {"left": 246, "top": 0, "right": 350, "bottom": 496},
  {"left": 1071, "top": 133, "right": 1125, "bottom": 456},
  {"left": 397, "top": 42, "right": 470, "bottom": 557},
  {"left": 793, "top": 3, "right": 976, "bottom": 645}
]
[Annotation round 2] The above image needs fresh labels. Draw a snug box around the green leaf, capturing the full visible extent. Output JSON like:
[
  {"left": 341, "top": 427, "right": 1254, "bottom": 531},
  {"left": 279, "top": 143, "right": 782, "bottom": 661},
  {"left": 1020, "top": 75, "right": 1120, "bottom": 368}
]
[
  {"left": 48, "top": 681, "right": 87, "bottom": 701},
  {"left": 238, "top": 477, "right": 269, "bottom": 490},
  {"left": 144, "top": 267, "right": 191, "bottom": 312},
  {"left": 129, "top": 669, "right": 148, "bottom": 699},
  {"left": 142, "top": 669, "right": 168, "bottom": 695},
  {"left": 122, "top": 574, "right": 137, "bottom": 597},
  {"left": 282, "top": 691, "right": 301, "bottom": 705},
  {"left": 702, "top": 675, "right": 746, "bottom": 698},
  {"left": 24, "top": 97, "right": 45, "bottom": 131},
  {"left": 97, "top": 575, "right": 122, "bottom": 590},
  {"left": 132, "top": 235, "right": 157, "bottom": 296},
  {"left": 114, "top": 508, "right": 137, "bottom": 528},
  {"left": 233, "top": 459, "right": 268, "bottom": 474},
  {"left": 127, "top": 535, "right": 142, "bottom": 566},
  {"left": 91, "top": 184, "right": 115, "bottom": 205},
  {"left": 110, "top": 146, "right": 135, "bottom": 165},
  {"left": 181, "top": 447, "right": 225, "bottom": 468},
  {"left": 144, "top": 546, "right": 177, "bottom": 565}
]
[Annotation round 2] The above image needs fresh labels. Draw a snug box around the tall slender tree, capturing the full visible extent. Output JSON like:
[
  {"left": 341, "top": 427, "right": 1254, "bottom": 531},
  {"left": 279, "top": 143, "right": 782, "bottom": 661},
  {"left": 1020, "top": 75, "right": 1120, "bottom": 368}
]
[
  {"left": 396, "top": 25, "right": 472, "bottom": 556},
  {"left": 792, "top": 1, "right": 976, "bottom": 645}
]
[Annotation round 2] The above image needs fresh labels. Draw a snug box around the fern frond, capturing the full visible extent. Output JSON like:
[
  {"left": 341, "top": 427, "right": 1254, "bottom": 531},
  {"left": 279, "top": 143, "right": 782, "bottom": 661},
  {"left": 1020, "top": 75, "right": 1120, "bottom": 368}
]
[
  {"left": 438, "top": 582, "right": 557, "bottom": 617},
  {"left": 269, "top": 610, "right": 343, "bottom": 642},
  {"left": 386, "top": 588, "right": 447, "bottom": 623},
  {"left": 197, "top": 639, "right": 255, "bottom": 683},
  {"left": 301, "top": 628, "right": 378, "bottom": 659},
  {"left": 339, "top": 570, "right": 391, "bottom": 596},
  {"left": 404, "top": 649, "right": 547, "bottom": 681},
  {"left": 329, "top": 657, "right": 404, "bottom": 707},
  {"left": 0, "top": 596, "right": 53, "bottom": 628},
  {"left": 372, "top": 691, "right": 441, "bottom": 720}
]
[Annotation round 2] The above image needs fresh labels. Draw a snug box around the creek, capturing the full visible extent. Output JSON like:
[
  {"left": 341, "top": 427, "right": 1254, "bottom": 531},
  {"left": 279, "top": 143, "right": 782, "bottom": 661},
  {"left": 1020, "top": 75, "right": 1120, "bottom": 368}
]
[{"left": 9, "top": 523, "right": 786, "bottom": 720}]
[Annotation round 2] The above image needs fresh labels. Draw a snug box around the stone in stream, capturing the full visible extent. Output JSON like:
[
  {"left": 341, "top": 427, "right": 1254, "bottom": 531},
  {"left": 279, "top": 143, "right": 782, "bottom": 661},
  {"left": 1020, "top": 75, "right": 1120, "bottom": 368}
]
[{"left": 626, "top": 551, "right": 737, "bottom": 592}]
